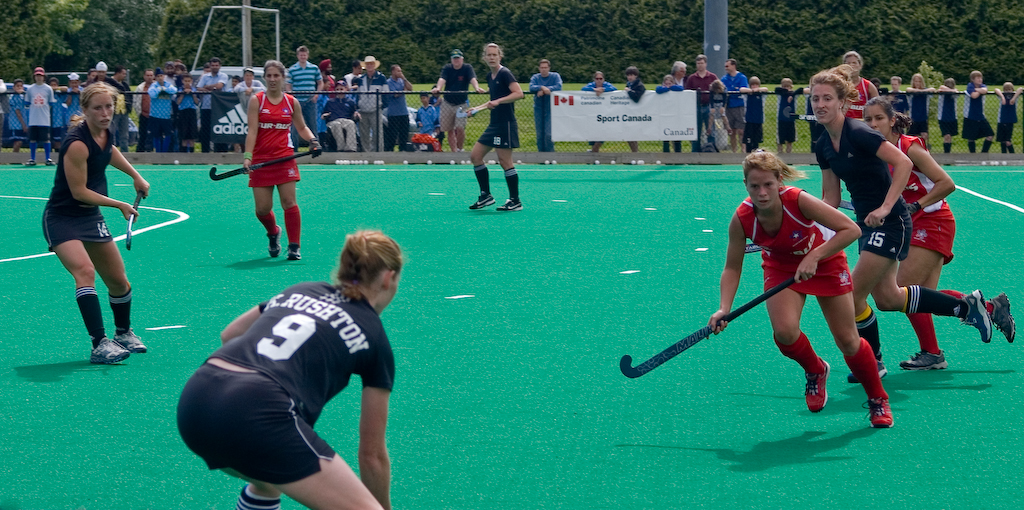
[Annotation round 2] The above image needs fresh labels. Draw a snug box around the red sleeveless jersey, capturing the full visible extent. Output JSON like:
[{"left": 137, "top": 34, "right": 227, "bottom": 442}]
[
  {"left": 845, "top": 78, "right": 872, "bottom": 119},
  {"left": 892, "top": 134, "right": 950, "bottom": 214},
  {"left": 253, "top": 92, "right": 296, "bottom": 164}
]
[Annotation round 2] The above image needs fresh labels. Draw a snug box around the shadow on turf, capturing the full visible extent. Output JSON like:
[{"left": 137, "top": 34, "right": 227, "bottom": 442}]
[
  {"left": 617, "top": 427, "right": 877, "bottom": 471},
  {"left": 224, "top": 258, "right": 301, "bottom": 270},
  {"left": 13, "top": 360, "right": 127, "bottom": 383}
]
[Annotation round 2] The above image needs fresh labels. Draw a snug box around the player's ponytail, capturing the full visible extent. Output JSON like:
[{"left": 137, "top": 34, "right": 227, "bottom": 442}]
[
  {"left": 336, "top": 230, "right": 404, "bottom": 300},
  {"left": 743, "top": 149, "right": 806, "bottom": 183}
]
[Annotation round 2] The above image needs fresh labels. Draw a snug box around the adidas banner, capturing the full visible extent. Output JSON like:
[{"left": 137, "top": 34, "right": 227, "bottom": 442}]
[
  {"left": 550, "top": 90, "right": 698, "bottom": 141},
  {"left": 210, "top": 92, "right": 249, "bottom": 144}
]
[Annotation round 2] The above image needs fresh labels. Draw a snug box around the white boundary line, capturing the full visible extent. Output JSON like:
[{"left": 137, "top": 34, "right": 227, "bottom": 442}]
[
  {"left": 954, "top": 185, "right": 1024, "bottom": 214},
  {"left": 1, "top": 196, "right": 190, "bottom": 263}
]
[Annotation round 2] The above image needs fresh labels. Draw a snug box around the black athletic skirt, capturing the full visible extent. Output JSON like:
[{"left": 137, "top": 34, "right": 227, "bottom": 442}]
[
  {"left": 42, "top": 207, "right": 113, "bottom": 250},
  {"left": 479, "top": 120, "right": 519, "bottom": 149},
  {"left": 177, "top": 363, "right": 336, "bottom": 485}
]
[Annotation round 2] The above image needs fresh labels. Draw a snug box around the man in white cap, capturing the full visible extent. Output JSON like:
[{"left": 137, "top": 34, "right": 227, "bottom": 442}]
[{"left": 353, "top": 56, "right": 388, "bottom": 151}]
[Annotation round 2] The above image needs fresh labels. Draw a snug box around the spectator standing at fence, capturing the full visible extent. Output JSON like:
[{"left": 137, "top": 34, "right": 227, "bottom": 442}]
[
  {"left": 235, "top": 67, "right": 266, "bottom": 110},
  {"left": 287, "top": 46, "right": 323, "bottom": 149},
  {"left": 148, "top": 69, "right": 178, "bottom": 153},
  {"left": 623, "top": 66, "right": 644, "bottom": 153},
  {"left": 177, "top": 74, "right": 199, "bottom": 153},
  {"left": 384, "top": 64, "right": 413, "bottom": 152},
  {"left": 672, "top": 61, "right": 687, "bottom": 86},
  {"left": 8, "top": 79, "right": 28, "bottom": 153},
  {"left": 323, "top": 82, "right": 360, "bottom": 152},
  {"left": 24, "top": 68, "right": 56, "bottom": 166},
  {"left": 685, "top": 55, "right": 717, "bottom": 152},
  {"left": 468, "top": 43, "right": 524, "bottom": 212},
  {"left": 841, "top": 51, "right": 878, "bottom": 120},
  {"left": 775, "top": 78, "right": 799, "bottom": 153},
  {"left": 888, "top": 76, "right": 908, "bottom": 114},
  {"left": 742, "top": 77, "right": 769, "bottom": 153},
  {"left": 529, "top": 59, "right": 562, "bottom": 152},
  {"left": 416, "top": 92, "right": 439, "bottom": 135},
  {"left": 49, "top": 77, "right": 69, "bottom": 153},
  {"left": 85, "top": 67, "right": 100, "bottom": 87},
  {"left": 198, "top": 57, "right": 229, "bottom": 153},
  {"left": 344, "top": 59, "right": 363, "bottom": 88},
  {"left": 100, "top": 65, "right": 132, "bottom": 153},
  {"left": 319, "top": 59, "right": 336, "bottom": 95},
  {"left": 721, "top": 59, "right": 749, "bottom": 153},
  {"left": 658, "top": 74, "right": 685, "bottom": 153},
  {"left": 581, "top": 71, "right": 616, "bottom": 153},
  {"left": 432, "top": 49, "right": 485, "bottom": 152},
  {"left": 994, "top": 83, "right": 1022, "bottom": 154},
  {"left": 354, "top": 56, "right": 389, "bottom": 152},
  {"left": 938, "top": 78, "right": 959, "bottom": 153},
  {"left": 0, "top": 78, "right": 6, "bottom": 138},
  {"left": 134, "top": 70, "right": 154, "bottom": 152},
  {"left": 905, "top": 73, "right": 935, "bottom": 149},
  {"left": 708, "top": 79, "right": 729, "bottom": 152},
  {"left": 963, "top": 70, "right": 994, "bottom": 153}
]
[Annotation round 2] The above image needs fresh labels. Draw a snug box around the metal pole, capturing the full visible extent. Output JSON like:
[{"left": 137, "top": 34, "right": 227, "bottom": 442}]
[
  {"left": 705, "top": 0, "right": 729, "bottom": 78},
  {"left": 242, "top": 1, "right": 252, "bottom": 67}
]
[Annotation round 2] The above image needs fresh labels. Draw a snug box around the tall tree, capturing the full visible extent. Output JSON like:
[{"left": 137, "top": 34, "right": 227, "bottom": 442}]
[{"left": 0, "top": 0, "right": 86, "bottom": 79}]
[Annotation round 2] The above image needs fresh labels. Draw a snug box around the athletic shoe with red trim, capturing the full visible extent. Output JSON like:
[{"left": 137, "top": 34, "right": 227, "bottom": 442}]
[
  {"left": 866, "top": 398, "right": 893, "bottom": 428},
  {"left": 267, "top": 226, "right": 282, "bottom": 258},
  {"left": 805, "top": 359, "right": 829, "bottom": 412},
  {"left": 990, "top": 293, "right": 1015, "bottom": 343}
]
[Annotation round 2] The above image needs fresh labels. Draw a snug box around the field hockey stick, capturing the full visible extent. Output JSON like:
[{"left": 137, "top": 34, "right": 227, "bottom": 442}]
[
  {"left": 209, "top": 149, "right": 319, "bottom": 181},
  {"left": 619, "top": 276, "right": 796, "bottom": 378},
  {"left": 126, "top": 190, "right": 144, "bottom": 250},
  {"left": 745, "top": 200, "right": 854, "bottom": 254}
]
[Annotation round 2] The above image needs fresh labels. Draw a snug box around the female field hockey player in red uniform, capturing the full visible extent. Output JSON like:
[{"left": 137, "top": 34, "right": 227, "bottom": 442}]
[
  {"left": 178, "top": 230, "right": 401, "bottom": 510},
  {"left": 43, "top": 82, "right": 150, "bottom": 364},
  {"left": 863, "top": 97, "right": 1015, "bottom": 370},
  {"left": 710, "top": 150, "right": 893, "bottom": 427},
  {"left": 811, "top": 65, "right": 994, "bottom": 385},
  {"left": 841, "top": 51, "right": 878, "bottom": 120},
  {"left": 243, "top": 60, "right": 321, "bottom": 261}
]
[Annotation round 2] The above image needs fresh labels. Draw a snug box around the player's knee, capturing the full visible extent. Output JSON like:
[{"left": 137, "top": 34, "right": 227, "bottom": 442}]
[{"left": 773, "top": 329, "right": 801, "bottom": 345}]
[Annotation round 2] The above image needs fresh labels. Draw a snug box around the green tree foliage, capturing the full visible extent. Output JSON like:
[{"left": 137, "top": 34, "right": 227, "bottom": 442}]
[{"left": 0, "top": 0, "right": 86, "bottom": 79}]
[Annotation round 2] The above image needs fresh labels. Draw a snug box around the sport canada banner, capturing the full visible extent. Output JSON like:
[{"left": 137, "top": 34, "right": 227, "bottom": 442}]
[
  {"left": 550, "top": 90, "right": 698, "bottom": 141},
  {"left": 210, "top": 92, "right": 248, "bottom": 145}
]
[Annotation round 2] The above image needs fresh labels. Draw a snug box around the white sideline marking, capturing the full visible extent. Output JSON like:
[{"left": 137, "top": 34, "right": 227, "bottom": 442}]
[
  {"left": 552, "top": 199, "right": 568, "bottom": 202},
  {"left": 620, "top": 270, "right": 640, "bottom": 274},
  {"left": 702, "top": 229, "right": 713, "bottom": 233},
  {"left": 445, "top": 295, "right": 475, "bottom": 299},
  {"left": 695, "top": 217, "right": 706, "bottom": 220},
  {"left": 114, "top": 183, "right": 132, "bottom": 186},
  {"left": 695, "top": 248, "right": 709, "bottom": 252},
  {"left": 644, "top": 207, "right": 657, "bottom": 211},
  {"left": 428, "top": 193, "right": 445, "bottom": 196},
  {"left": 955, "top": 185, "right": 1024, "bottom": 214},
  {"left": 0, "top": 196, "right": 190, "bottom": 263},
  {"left": 146, "top": 325, "right": 187, "bottom": 331}
]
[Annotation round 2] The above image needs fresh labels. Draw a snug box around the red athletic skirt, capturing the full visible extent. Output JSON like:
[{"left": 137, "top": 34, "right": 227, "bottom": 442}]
[
  {"left": 248, "top": 160, "right": 300, "bottom": 188},
  {"left": 910, "top": 208, "right": 956, "bottom": 264},
  {"left": 764, "top": 254, "right": 853, "bottom": 297}
]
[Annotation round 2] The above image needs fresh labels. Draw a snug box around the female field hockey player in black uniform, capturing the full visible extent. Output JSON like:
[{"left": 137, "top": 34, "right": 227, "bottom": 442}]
[
  {"left": 43, "top": 82, "right": 150, "bottom": 364},
  {"left": 711, "top": 150, "right": 893, "bottom": 427},
  {"left": 178, "top": 230, "right": 402, "bottom": 510},
  {"left": 810, "top": 66, "right": 993, "bottom": 383},
  {"left": 467, "top": 43, "right": 525, "bottom": 212}
]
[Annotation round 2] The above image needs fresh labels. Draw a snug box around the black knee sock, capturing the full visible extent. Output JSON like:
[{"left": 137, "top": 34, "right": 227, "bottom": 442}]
[
  {"left": 856, "top": 307, "right": 882, "bottom": 361},
  {"left": 1009, "top": 144, "right": 1015, "bottom": 153},
  {"left": 968, "top": 141, "right": 976, "bottom": 153},
  {"left": 504, "top": 167, "right": 519, "bottom": 200},
  {"left": 1002, "top": 143, "right": 1008, "bottom": 153},
  {"left": 236, "top": 484, "right": 281, "bottom": 510},
  {"left": 903, "top": 285, "right": 968, "bottom": 318},
  {"left": 943, "top": 142, "right": 951, "bottom": 153},
  {"left": 76, "top": 287, "right": 106, "bottom": 348},
  {"left": 982, "top": 139, "right": 992, "bottom": 153},
  {"left": 110, "top": 288, "right": 132, "bottom": 335},
  {"left": 474, "top": 165, "right": 489, "bottom": 194}
]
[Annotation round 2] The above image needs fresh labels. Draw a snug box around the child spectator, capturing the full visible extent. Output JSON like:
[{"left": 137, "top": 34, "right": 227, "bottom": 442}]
[
  {"left": 25, "top": 68, "right": 56, "bottom": 165},
  {"left": 938, "top": 78, "right": 959, "bottom": 153},
  {"left": 8, "top": 79, "right": 28, "bottom": 153},
  {"left": 994, "top": 82, "right": 1023, "bottom": 154},
  {"left": 416, "top": 92, "right": 440, "bottom": 135},
  {"left": 963, "top": 70, "right": 994, "bottom": 153},
  {"left": 742, "top": 76, "right": 769, "bottom": 153},
  {"left": 176, "top": 74, "right": 199, "bottom": 153},
  {"left": 657, "top": 74, "right": 685, "bottom": 153},
  {"left": 774, "top": 78, "right": 801, "bottom": 153},
  {"left": 623, "top": 66, "right": 644, "bottom": 152},
  {"left": 148, "top": 69, "right": 178, "bottom": 152},
  {"left": 905, "top": 73, "right": 936, "bottom": 149},
  {"left": 708, "top": 79, "right": 728, "bottom": 152},
  {"left": 48, "top": 76, "right": 69, "bottom": 152},
  {"left": 889, "top": 76, "right": 908, "bottom": 113}
]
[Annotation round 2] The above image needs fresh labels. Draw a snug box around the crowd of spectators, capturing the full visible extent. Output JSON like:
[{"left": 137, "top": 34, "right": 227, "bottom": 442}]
[{"left": 1, "top": 49, "right": 1021, "bottom": 157}]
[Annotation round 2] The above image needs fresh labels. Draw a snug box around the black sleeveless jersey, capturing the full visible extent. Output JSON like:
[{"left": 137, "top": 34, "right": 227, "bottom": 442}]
[
  {"left": 487, "top": 66, "right": 517, "bottom": 125},
  {"left": 815, "top": 118, "right": 906, "bottom": 223},
  {"left": 212, "top": 281, "right": 395, "bottom": 425},
  {"left": 46, "top": 122, "right": 113, "bottom": 217}
]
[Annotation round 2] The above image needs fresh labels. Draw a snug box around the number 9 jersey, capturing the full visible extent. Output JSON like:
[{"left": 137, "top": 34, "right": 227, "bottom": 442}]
[{"left": 212, "top": 281, "right": 394, "bottom": 425}]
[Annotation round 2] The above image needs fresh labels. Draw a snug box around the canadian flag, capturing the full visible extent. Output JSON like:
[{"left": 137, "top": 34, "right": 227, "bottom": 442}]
[{"left": 554, "top": 95, "right": 574, "bottom": 106}]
